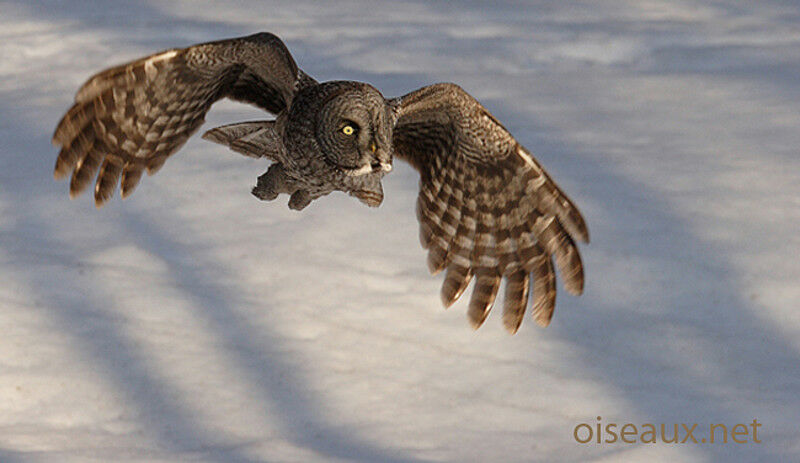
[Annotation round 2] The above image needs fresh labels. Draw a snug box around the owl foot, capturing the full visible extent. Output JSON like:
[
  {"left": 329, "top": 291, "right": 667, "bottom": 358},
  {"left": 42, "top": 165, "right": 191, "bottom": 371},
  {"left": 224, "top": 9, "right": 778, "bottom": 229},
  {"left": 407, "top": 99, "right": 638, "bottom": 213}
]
[
  {"left": 288, "top": 190, "right": 312, "bottom": 210},
  {"left": 252, "top": 163, "right": 291, "bottom": 201}
]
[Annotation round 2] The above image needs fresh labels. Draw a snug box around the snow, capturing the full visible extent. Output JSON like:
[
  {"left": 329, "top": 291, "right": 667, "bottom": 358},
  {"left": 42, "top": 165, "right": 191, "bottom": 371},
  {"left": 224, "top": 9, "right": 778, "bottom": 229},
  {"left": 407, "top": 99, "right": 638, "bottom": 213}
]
[{"left": 1, "top": 1, "right": 799, "bottom": 461}]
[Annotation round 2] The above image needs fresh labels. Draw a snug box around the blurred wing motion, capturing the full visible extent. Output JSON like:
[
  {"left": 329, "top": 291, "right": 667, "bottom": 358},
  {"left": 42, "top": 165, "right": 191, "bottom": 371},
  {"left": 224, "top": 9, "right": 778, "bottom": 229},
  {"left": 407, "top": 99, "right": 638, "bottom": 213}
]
[
  {"left": 391, "top": 83, "right": 589, "bottom": 332},
  {"left": 52, "top": 32, "right": 311, "bottom": 205}
]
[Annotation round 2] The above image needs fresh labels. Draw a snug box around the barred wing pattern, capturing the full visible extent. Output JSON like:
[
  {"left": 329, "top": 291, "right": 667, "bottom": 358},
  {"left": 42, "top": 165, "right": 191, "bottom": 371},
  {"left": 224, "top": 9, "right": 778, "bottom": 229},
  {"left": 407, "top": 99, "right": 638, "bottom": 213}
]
[
  {"left": 392, "top": 84, "right": 588, "bottom": 332},
  {"left": 52, "top": 32, "right": 307, "bottom": 205}
]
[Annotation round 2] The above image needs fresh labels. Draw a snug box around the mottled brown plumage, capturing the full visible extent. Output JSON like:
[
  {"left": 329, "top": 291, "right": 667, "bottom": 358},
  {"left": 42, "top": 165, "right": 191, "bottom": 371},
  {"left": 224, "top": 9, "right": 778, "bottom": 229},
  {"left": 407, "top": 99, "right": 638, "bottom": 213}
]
[{"left": 52, "top": 32, "right": 589, "bottom": 332}]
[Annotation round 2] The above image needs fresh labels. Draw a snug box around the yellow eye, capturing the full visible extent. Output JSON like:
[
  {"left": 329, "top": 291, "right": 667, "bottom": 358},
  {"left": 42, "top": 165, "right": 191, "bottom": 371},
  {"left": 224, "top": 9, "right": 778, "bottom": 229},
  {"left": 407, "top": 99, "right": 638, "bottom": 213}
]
[{"left": 342, "top": 125, "right": 355, "bottom": 135}]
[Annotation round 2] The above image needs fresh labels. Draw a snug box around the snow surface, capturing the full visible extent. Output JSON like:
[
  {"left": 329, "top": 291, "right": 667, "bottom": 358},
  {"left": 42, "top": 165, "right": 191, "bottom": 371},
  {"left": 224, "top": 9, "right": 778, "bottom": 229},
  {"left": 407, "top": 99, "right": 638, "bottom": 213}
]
[{"left": 2, "top": 1, "right": 799, "bottom": 461}]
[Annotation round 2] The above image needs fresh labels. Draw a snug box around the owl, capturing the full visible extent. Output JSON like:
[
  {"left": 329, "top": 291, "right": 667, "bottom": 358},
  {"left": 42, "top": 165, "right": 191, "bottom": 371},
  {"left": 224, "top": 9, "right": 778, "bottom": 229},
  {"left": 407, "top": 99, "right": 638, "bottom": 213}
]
[{"left": 52, "top": 33, "right": 588, "bottom": 333}]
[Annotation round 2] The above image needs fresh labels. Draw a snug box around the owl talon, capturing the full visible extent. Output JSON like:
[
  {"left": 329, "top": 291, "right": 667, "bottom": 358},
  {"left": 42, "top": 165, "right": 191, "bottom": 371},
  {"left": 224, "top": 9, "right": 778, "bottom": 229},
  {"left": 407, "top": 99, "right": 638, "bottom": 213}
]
[
  {"left": 251, "top": 185, "right": 278, "bottom": 201},
  {"left": 288, "top": 190, "right": 311, "bottom": 210},
  {"left": 252, "top": 163, "right": 290, "bottom": 201}
]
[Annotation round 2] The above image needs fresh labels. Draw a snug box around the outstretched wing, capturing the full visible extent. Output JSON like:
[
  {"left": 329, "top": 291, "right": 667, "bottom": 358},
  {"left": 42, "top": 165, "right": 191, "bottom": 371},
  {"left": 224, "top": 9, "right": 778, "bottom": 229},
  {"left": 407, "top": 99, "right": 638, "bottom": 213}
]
[
  {"left": 391, "top": 83, "right": 588, "bottom": 333},
  {"left": 53, "top": 32, "right": 314, "bottom": 205}
]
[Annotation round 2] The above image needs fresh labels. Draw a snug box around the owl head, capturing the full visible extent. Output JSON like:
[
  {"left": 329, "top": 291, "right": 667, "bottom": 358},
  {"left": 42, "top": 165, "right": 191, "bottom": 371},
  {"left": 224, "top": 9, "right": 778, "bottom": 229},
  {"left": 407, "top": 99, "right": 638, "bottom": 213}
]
[{"left": 288, "top": 81, "right": 393, "bottom": 176}]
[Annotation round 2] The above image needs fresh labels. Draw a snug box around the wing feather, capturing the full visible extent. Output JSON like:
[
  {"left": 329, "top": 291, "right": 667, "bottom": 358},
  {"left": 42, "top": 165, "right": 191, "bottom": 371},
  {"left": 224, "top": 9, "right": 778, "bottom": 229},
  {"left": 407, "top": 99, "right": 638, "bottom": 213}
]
[
  {"left": 94, "top": 156, "right": 124, "bottom": 205},
  {"left": 392, "top": 83, "right": 587, "bottom": 331},
  {"left": 502, "top": 270, "right": 530, "bottom": 334},
  {"left": 53, "top": 32, "right": 314, "bottom": 205},
  {"left": 468, "top": 270, "right": 501, "bottom": 329}
]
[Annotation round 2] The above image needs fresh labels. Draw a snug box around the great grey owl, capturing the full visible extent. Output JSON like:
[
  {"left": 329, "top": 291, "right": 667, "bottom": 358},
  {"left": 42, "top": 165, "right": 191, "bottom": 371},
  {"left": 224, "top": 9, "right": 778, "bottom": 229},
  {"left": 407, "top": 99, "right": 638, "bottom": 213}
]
[{"left": 52, "top": 33, "right": 588, "bottom": 333}]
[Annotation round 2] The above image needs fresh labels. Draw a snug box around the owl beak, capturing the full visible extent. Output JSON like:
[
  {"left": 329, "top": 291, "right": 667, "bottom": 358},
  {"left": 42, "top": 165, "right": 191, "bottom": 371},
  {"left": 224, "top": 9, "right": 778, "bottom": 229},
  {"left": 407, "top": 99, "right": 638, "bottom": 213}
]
[
  {"left": 346, "top": 140, "right": 391, "bottom": 176},
  {"left": 344, "top": 161, "right": 391, "bottom": 177},
  {"left": 345, "top": 164, "right": 374, "bottom": 176},
  {"left": 370, "top": 140, "right": 392, "bottom": 173}
]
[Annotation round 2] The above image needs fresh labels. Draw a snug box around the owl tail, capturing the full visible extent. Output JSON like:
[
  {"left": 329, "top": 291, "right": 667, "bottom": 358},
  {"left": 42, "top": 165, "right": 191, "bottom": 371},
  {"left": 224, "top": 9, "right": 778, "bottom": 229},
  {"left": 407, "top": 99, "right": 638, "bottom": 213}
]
[{"left": 202, "top": 121, "right": 283, "bottom": 161}]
